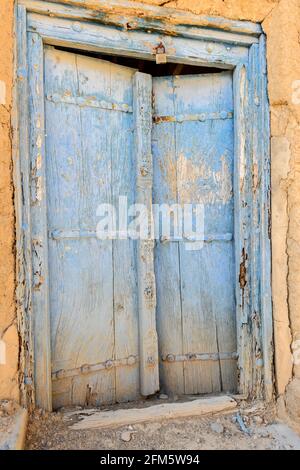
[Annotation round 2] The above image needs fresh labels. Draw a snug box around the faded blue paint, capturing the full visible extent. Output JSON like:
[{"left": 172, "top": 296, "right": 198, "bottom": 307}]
[
  {"left": 17, "top": 3, "right": 272, "bottom": 410},
  {"left": 153, "top": 72, "right": 237, "bottom": 395},
  {"left": 44, "top": 48, "right": 139, "bottom": 408},
  {"left": 27, "top": 14, "right": 250, "bottom": 69},
  {"left": 133, "top": 72, "right": 160, "bottom": 397}
]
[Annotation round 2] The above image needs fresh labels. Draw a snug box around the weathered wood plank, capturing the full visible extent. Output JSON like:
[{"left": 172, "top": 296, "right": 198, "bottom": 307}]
[
  {"left": 258, "top": 36, "right": 273, "bottom": 401},
  {"left": 27, "top": 0, "right": 261, "bottom": 36},
  {"left": 14, "top": 4, "right": 35, "bottom": 409},
  {"left": 69, "top": 54, "right": 119, "bottom": 406},
  {"left": 19, "top": 0, "right": 259, "bottom": 45},
  {"left": 152, "top": 76, "right": 184, "bottom": 396},
  {"left": 45, "top": 49, "right": 116, "bottom": 407},
  {"left": 153, "top": 72, "right": 237, "bottom": 395},
  {"left": 28, "top": 33, "right": 52, "bottom": 411},
  {"left": 134, "top": 72, "right": 159, "bottom": 397},
  {"left": 27, "top": 14, "right": 249, "bottom": 69},
  {"left": 248, "top": 43, "right": 263, "bottom": 399},
  {"left": 44, "top": 49, "right": 145, "bottom": 407},
  {"left": 110, "top": 61, "right": 140, "bottom": 402},
  {"left": 70, "top": 396, "right": 237, "bottom": 430},
  {"left": 174, "top": 73, "right": 236, "bottom": 394},
  {"left": 233, "top": 63, "right": 252, "bottom": 397}
]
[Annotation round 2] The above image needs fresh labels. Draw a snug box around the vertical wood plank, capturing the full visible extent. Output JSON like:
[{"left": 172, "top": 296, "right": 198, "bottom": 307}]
[
  {"left": 258, "top": 36, "right": 273, "bottom": 401},
  {"left": 133, "top": 72, "right": 159, "bottom": 396},
  {"left": 154, "top": 73, "right": 237, "bottom": 395},
  {"left": 44, "top": 49, "right": 116, "bottom": 407},
  {"left": 28, "top": 33, "right": 52, "bottom": 411},
  {"left": 174, "top": 74, "right": 219, "bottom": 394},
  {"left": 45, "top": 47, "right": 86, "bottom": 407},
  {"left": 152, "top": 76, "right": 184, "bottom": 396},
  {"left": 110, "top": 63, "right": 140, "bottom": 403},
  {"left": 249, "top": 44, "right": 264, "bottom": 398},
  {"left": 14, "top": 5, "right": 35, "bottom": 409},
  {"left": 173, "top": 73, "right": 236, "bottom": 394},
  {"left": 233, "top": 63, "right": 252, "bottom": 397},
  {"left": 71, "top": 54, "right": 116, "bottom": 406}
]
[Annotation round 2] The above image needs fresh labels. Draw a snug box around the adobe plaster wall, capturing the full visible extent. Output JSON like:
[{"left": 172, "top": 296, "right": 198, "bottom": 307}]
[
  {"left": 0, "top": 0, "right": 19, "bottom": 401},
  {"left": 0, "top": 0, "right": 299, "bottom": 421}
]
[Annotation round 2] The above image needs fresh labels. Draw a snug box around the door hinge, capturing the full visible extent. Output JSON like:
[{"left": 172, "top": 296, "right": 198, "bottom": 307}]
[
  {"left": 46, "top": 93, "right": 133, "bottom": 113},
  {"left": 162, "top": 352, "right": 238, "bottom": 363},
  {"left": 52, "top": 355, "right": 139, "bottom": 381},
  {"left": 153, "top": 110, "right": 233, "bottom": 124}
]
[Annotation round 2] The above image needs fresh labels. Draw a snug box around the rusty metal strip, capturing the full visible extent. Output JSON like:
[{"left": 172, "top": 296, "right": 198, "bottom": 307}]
[
  {"left": 162, "top": 352, "right": 238, "bottom": 363},
  {"left": 46, "top": 93, "right": 133, "bottom": 113},
  {"left": 160, "top": 233, "right": 233, "bottom": 243},
  {"left": 52, "top": 355, "right": 139, "bottom": 381},
  {"left": 50, "top": 230, "right": 233, "bottom": 242},
  {"left": 49, "top": 229, "right": 97, "bottom": 240},
  {"left": 153, "top": 110, "right": 233, "bottom": 124}
]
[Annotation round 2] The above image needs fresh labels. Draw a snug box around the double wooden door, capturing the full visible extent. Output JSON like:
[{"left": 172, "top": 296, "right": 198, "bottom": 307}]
[{"left": 41, "top": 47, "right": 237, "bottom": 408}]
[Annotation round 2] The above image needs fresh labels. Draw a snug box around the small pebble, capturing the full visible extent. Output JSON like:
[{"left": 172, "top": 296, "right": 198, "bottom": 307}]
[
  {"left": 253, "top": 415, "right": 263, "bottom": 425},
  {"left": 210, "top": 422, "right": 224, "bottom": 434},
  {"left": 159, "top": 394, "right": 169, "bottom": 400},
  {"left": 120, "top": 431, "right": 133, "bottom": 442}
]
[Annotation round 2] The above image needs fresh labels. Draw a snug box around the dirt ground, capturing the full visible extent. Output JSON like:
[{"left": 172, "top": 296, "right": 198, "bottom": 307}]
[
  {"left": 0, "top": 400, "right": 18, "bottom": 438},
  {"left": 25, "top": 397, "right": 300, "bottom": 450}
]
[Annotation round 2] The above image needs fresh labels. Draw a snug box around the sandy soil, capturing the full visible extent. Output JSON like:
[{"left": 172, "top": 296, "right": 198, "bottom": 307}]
[
  {"left": 0, "top": 400, "right": 17, "bottom": 441},
  {"left": 25, "top": 397, "right": 300, "bottom": 450}
]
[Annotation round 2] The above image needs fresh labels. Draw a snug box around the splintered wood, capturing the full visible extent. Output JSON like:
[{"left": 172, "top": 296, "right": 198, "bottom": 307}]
[{"left": 70, "top": 396, "right": 237, "bottom": 430}]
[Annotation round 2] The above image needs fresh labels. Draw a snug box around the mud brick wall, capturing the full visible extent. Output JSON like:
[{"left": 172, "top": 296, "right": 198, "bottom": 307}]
[{"left": 0, "top": 0, "right": 299, "bottom": 420}]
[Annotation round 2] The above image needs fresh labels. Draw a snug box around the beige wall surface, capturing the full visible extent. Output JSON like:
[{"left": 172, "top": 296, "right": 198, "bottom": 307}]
[
  {"left": 0, "top": 0, "right": 299, "bottom": 419},
  {"left": 0, "top": 0, "right": 18, "bottom": 401}
]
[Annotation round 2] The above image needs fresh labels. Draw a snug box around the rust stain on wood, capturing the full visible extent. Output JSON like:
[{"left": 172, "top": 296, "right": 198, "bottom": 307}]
[{"left": 239, "top": 247, "right": 247, "bottom": 290}]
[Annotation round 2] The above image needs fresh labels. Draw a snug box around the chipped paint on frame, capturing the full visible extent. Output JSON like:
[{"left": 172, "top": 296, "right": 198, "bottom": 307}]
[{"left": 15, "top": 0, "right": 272, "bottom": 409}]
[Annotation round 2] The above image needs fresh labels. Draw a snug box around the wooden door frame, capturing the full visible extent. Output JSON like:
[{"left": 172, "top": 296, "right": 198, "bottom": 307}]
[{"left": 14, "top": 0, "right": 273, "bottom": 410}]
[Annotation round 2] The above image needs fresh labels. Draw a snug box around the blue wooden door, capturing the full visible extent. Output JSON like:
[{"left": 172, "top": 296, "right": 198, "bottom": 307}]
[
  {"left": 42, "top": 48, "right": 237, "bottom": 406},
  {"left": 44, "top": 48, "right": 159, "bottom": 408},
  {"left": 153, "top": 72, "right": 237, "bottom": 395}
]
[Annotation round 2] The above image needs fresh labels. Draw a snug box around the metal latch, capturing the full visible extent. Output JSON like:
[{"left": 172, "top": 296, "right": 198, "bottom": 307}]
[{"left": 155, "top": 42, "right": 167, "bottom": 64}]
